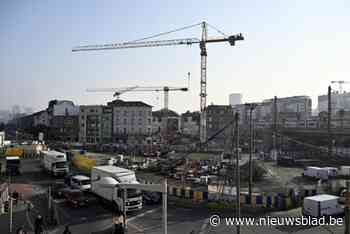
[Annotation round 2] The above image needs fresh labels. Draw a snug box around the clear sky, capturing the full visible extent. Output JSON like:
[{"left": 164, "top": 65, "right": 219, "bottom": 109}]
[{"left": 1, "top": 0, "right": 350, "bottom": 113}]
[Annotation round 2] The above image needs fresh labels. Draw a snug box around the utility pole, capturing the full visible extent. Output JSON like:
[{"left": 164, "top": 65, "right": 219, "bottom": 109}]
[
  {"left": 162, "top": 179, "right": 168, "bottom": 234},
  {"left": 245, "top": 103, "right": 256, "bottom": 204},
  {"left": 271, "top": 96, "right": 278, "bottom": 161},
  {"left": 123, "top": 188, "right": 127, "bottom": 231},
  {"left": 234, "top": 112, "right": 240, "bottom": 234},
  {"left": 328, "top": 86, "right": 332, "bottom": 158},
  {"left": 9, "top": 197, "right": 13, "bottom": 233},
  {"left": 8, "top": 170, "right": 13, "bottom": 233}
]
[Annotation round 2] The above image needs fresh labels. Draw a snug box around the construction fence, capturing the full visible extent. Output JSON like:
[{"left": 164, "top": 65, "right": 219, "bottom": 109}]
[{"left": 141, "top": 180, "right": 318, "bottom": 211}]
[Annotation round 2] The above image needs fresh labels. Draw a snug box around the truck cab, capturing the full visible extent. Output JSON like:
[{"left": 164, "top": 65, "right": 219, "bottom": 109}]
[
  {"left": 5, "top": 156, "right": 20, "bottom": 175},
  {"left": 41, "top": 150, "right": 69, "bottom": 176}
]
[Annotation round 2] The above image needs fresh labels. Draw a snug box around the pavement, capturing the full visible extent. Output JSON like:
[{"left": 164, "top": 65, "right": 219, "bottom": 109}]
[{"left": 1, "top": 158, "right": 348, "bottom": 234}]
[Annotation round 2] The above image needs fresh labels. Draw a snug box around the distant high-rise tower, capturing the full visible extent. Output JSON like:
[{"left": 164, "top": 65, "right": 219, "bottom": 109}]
[{"left": 229, "top": 93, "right": 242, "bottom": 106}]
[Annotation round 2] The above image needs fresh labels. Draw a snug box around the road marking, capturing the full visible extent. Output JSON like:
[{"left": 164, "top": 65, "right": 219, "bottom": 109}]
[
  {"left": 128, "top": 223, "right": 144, "bottom": 232},
  {"left": 53, "top": 199, "right": 66, "bottom": 204},
  {"left": 128, "top": 207, "right": 161, "bottom": 222},
  {"left": 25, "top": 210, "right": 34, "bottom": 230}
]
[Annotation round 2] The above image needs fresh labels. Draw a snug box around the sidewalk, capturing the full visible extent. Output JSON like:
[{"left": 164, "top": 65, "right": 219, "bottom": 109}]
[{"left": 0, "top": 199, "right": 32, "bottom": 234}]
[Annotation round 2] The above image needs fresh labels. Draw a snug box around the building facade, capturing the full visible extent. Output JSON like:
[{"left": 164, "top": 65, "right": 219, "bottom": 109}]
[
  {"left": 206, "top": 105, "right": 233, "bottom": 145},
  {"left": 47, "top": 100, "right": 79, "bottom": 142},
  {"left": 231, "top": 96, "right": 312, "bottom": 129},
  {"left": 108, "top": 100, "right": 152, "bottom": 142},
  {"left": 180, "top": 111, "right": 200, "bottom": 136},
  {"left": 79, "top": 105, "right": 113, "bottom": 144},
  {"left": 318, "top": 91, "right": 350, "bottom": 115},
  {"left": 33, "top": 110, "right": 49, "bottom": 127},
  {"left": 152, "top": 109, "right": 181, "bottom": 134}
]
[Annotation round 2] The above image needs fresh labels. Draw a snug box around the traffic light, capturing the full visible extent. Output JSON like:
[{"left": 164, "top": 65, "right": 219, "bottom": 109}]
[{"left": 4, "top": 201, "right": 9, "bottom": 213}]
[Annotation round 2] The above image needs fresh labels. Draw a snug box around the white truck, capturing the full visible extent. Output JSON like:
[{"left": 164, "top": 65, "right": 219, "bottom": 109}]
[
  {"left": 303, "top": 167, "right": 329, "bottom": 180},
  {"left": 303, "top": 194, "right": 343, "bottom": 217},
  {"left": 91, "top": 165, "right": 142, "bottom": 212},
  {"left": 41, "top": 150, "right": 69, "bottom": 176}
]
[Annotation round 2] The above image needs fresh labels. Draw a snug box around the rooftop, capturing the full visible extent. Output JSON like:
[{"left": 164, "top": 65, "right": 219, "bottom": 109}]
[
  {"left": 305, "top": 194, "right": 339, "bottom": 202},
  {"left": 153, "top": 109, "right": 179, "bottom": 117},
  {"left": 107, "top": 99, "right": 152, "bottom": 108}
]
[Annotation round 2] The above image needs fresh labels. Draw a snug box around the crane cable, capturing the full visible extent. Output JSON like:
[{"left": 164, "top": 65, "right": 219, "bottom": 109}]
[
  {"left": 206, "top": 23, "right": 229, "bottom": 37},
  {"left": 126, "top": 22, "right": 202, "bottom": 43}
]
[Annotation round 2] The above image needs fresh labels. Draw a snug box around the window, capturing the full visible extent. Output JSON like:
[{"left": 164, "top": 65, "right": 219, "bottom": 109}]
[
  {"left": 124, "top": 119, "right": 127, "bottom": 124},
  {"left": 138, "top": 118, "right": 142, "bottom": 125},
  {"left": 139, "top": 111, "right": 142, "bottom": 116},
  {"left": 81, "top": 109, "right": 84, "bottom": 113},
  {"left": 139, "top": 128, "right": 142, "bottom": 133},
  {"left": 148, "top": 119, "right": 151, "bottom": 125},
  {"left": 123, "top": 128, "right": 127, "bottom": 134},
  {"left": 184, "top": 117, "right": 188, "bottom": 122},
  {"left": 124, "top": 111, "right": 128, "bottom": 116}
]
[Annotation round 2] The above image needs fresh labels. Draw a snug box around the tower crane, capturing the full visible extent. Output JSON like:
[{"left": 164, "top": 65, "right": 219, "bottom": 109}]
[
  {"left": 331, "top": 80, "right": 349, "bottom": 94},
  {"left": 87, "top": 73, "right": 190, "bottom": 142},
  {"left": 73, "top": 21, "right": 244, "bottom": 144}
]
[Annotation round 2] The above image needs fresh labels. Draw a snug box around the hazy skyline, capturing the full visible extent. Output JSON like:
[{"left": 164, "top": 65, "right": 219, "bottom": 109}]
[{"left": 1, "top": 0, "right": 350, "bottom": 114}]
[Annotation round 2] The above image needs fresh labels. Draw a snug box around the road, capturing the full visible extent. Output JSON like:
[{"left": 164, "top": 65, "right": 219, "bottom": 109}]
[{"left": 0, "top": 158, "right": 347, "bottom": 234}]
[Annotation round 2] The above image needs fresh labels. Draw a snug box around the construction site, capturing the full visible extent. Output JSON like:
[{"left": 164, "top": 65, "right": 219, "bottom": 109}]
[{"left": 2, "top": 4, "right": 350, "bottom": 233}]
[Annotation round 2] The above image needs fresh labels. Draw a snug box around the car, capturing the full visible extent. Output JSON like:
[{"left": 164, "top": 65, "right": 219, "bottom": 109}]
[
  {"left": 143, "top": 191, "right": 161, "bottom": 205},
  {"left": 62, "top": 189, "right": 89, "bottom": 207},
  {"left": 70, "top": 175, "right": 91, "bottom": 192},
  {"left": 51, "top": 182, "right": 69, "bottom": 199}
]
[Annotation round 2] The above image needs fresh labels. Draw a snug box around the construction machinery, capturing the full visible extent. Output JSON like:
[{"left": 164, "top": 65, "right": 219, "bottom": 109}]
[{"left": 72, "top": 21, "right": 244, "bottom": 145}]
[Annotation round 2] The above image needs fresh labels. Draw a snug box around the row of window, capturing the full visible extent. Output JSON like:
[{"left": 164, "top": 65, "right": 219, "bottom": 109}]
[
  {"left": 115, "top": 127, "right": 152, "bottom": 134},
  {"left": 115, "top": 110, "right": 151, "bottom": 116},
  {"left": 115, "top": 118, "right": 151, "bottom": 125}
]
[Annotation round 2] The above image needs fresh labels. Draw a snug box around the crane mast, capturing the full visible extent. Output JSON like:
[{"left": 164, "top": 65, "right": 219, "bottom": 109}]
[
  {"left": 73, "top": 21, "right": 244, "bottom": 145},
  {"left": 200, "top": 22, "right": 208, "bottom": 143}
]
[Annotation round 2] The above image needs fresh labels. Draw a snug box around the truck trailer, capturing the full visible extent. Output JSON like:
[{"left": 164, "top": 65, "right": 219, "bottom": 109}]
[
  {"left": 303, "top": 194, "right": 343, "bottom": 217},
  {"left": 91, "top": 165, "right": 142, "bottom": 212}
]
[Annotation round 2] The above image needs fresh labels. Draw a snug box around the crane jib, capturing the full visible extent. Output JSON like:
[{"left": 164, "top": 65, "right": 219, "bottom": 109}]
[{"left": 72, "top": 38, "right": 201, "bottom": 52}]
